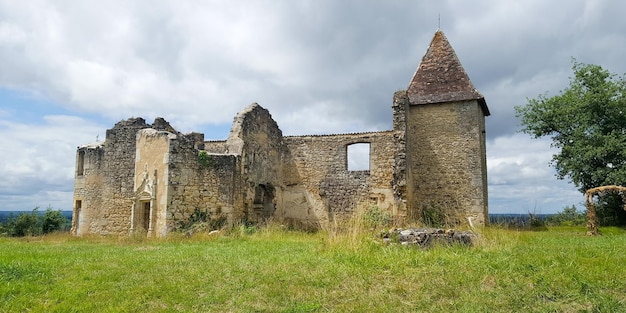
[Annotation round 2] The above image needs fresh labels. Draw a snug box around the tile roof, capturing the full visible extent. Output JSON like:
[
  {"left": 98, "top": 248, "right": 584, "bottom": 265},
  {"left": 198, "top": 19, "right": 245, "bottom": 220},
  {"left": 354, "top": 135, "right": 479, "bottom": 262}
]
[{"left": 407, "top": 31, "right": 490, "bottom": 116}]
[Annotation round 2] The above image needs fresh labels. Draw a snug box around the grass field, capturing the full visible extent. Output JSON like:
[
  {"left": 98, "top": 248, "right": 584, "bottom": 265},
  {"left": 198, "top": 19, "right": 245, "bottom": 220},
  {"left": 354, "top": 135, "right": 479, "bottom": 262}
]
[{"left": 1, "top": 225, "right": 626, "bottom": 312}]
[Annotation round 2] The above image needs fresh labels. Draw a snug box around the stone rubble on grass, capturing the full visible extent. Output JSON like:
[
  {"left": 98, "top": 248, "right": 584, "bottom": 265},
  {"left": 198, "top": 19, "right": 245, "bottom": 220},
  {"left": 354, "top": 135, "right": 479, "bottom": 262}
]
[{"left": 380, "top": 227, "right": 475, "bottom": 248}]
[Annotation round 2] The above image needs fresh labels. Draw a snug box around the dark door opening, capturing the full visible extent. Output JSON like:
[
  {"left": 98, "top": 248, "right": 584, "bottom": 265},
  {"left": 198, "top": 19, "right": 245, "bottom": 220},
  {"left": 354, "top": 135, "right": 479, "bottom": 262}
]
[
  {"left": 252, "top": 184, "right": 275, "bottom": 219},
  {"left": 141, "top": 201, "right": 151, "bottom": 231}
]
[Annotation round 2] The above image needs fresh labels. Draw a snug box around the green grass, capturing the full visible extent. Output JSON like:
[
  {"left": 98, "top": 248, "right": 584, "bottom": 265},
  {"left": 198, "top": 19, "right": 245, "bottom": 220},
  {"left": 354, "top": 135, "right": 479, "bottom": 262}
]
[{"left": 1, "top": 226, "right": 626, "bottom": 312}]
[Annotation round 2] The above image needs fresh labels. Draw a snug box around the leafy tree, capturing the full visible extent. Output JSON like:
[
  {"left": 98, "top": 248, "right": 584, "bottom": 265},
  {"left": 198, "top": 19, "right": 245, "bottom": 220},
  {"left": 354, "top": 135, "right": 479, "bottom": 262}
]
[
  {"left": 42, "top": 208, "right": 68, "bottom": 234},
  {"left": 11, "top": 209, "right": 42, "bottom": 236},
  {"left": 515, "top": 61, "right": 626, "bottom": 224}
]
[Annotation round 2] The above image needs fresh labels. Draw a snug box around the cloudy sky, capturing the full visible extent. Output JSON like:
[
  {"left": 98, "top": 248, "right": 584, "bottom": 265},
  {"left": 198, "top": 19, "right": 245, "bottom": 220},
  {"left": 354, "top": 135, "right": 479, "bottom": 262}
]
[{"left": 1, "top": 0, "right": 625, "bottom": 213}]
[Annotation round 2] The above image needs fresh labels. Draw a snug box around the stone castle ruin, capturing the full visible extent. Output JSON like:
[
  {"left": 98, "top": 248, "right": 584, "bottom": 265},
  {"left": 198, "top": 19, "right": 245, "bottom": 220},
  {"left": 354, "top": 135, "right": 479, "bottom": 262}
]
[{"left": 72, "top": 31, "right": 490, "bottom": 237}]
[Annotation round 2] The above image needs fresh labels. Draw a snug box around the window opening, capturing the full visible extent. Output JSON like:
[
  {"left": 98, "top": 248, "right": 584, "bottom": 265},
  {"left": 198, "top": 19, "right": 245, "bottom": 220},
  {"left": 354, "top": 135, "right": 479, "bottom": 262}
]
[
  {"left": 77, "top": 151, "right": 85, "bottom": 176},
  {"left": 347, "top": 143, "right": 371, "bottom": 171}
]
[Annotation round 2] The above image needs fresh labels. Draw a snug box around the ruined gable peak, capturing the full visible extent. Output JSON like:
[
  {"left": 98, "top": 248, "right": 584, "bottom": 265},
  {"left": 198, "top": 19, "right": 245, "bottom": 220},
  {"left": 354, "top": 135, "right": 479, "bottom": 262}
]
[
  {"left": 244, "top": 102, "right": 261, "bottom": 111},
  {"left": 113, "top": 117, "right": 148, "bottom": 128},
  {"left": 225, "top": 102, "right": 284, "bottom": 155},
  {"left": 152, "top": 117, "right": 177, "bottom": 133},
  {"left": 407, "top": 30, "right": 489, "bottom": 116},
  {"left": 225, "top": 103, "right": 264, "bottom": 154}
]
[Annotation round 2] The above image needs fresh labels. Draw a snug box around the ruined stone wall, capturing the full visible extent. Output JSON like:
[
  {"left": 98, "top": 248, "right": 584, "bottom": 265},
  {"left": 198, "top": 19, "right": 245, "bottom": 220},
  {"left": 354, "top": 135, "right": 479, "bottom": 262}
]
[
  {"left": 166, "top": 133, "right": 241, "bottom": 233},
  {"left": 73, "top": 118, "right": 201, "bottom": 236},
  {"left": 225, "top": 104, "right": 301, "bottom": 223},
  {"left": 203, "top": 140, "right": 228, "bottom": 154},
  {"left": 392, "top": 91, "right": 409, "bottom": 208},
  {"left": 72, "top": 118, "right": 152, "bottom": 235},
  {"left": 98, "top": 118, "right": 151, "bottom": 234},
  {"left": 73, "top": 95, "right": 488, "bottom": 235},
  {"left": 284, "top": 131, "right": 399, "bottom": 225},
  {"left": 405, "top": 100, "right": 488, "bottom": 225},
  {"left": 72, "top": 144, "right": 104, "bottom": 235}
]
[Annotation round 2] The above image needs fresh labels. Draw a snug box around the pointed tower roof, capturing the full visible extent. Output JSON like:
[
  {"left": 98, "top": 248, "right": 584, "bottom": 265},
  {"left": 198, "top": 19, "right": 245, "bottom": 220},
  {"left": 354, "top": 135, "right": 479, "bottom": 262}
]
[{"left": 407, "top": 31, "right": 489, "bottom": 116}]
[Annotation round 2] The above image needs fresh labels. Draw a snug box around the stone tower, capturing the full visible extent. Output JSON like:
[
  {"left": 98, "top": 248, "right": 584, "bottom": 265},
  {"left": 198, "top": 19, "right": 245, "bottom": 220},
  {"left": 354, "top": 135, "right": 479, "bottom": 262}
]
[{"left": 398, "top": 30, "right": 490, "bottom": 225}]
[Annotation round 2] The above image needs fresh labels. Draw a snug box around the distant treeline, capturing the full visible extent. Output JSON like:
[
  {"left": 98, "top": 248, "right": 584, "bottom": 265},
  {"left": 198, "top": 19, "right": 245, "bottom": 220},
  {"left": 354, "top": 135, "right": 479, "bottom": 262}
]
[
  {"left": 491, "top": 206, "right": 587, "bottom": 228},
  {"left": 489, "top": 213, "right": 551, "bottom": 227},
  {"left": 0, "top": 208, "right": 71, "bottom": 237},
  {"left": 0, "top": 210, "right": 72, "bottom": 223},
  {"left": 0, "top": 209, "right": 588, "bottom": 236}
]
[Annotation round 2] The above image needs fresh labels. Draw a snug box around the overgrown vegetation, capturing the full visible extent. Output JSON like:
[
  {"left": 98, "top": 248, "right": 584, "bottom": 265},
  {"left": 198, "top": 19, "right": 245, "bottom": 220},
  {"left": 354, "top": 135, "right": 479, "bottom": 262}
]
[
  {"left": 1, "top": 225, "right": 625, "bottom": 312},
  {"left": 491, "top": 206, "right": 587, "bottom": 229},
  {"left": 198, "top": 150, "right": 211, "bottom": 167},
  {"left": 545, "top": 205, "right": 587, "bottom": 226},
  {"left": 176, "top": 208, "right": 227, "bottom": 234},
  {"left": 416, "top": 201, "right": 463, "bottom": 228},
  {"left": 363, "top": 205, "right": 394, "bottom": 228},
  {"left": 0, "top": 207, "right": 69, "bottom": 237}
]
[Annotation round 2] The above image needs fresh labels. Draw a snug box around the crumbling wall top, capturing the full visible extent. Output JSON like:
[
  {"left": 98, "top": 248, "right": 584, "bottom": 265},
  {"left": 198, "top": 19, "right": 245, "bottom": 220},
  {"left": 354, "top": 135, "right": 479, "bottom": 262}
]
[
  {"left": 112, "top": 117, "right": 148, "bottom": 129},
  {"left": 79, "top": 141, "right": 104, "bottom": 149},
  {"left": 152, "top": 117, "right": 177, "bottom": 133},
  {"left": 225, "top": 103, "right": 281, "bottom": 155}
]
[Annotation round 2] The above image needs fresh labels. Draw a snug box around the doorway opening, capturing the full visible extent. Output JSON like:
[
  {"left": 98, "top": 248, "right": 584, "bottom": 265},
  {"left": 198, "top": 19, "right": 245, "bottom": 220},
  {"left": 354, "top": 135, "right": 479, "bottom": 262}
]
[
  {"left": 139, "top": 200, "right": 151, "bottom": 231},
  {"left": 252, "top": 184, "right": 275, "bottom": 220},
  {"left": 73, "top": 200, "right": 82, "bottom": 234}
]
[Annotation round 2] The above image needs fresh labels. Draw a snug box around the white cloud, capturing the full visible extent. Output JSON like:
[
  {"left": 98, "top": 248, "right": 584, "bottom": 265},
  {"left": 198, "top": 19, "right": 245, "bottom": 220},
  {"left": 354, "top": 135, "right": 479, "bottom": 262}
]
[
  {"left": 487, "top": 134, "right": 581, "bottom": 213},
  {"left": 0, "top": 114, "right": 106, "bottom": 210}
]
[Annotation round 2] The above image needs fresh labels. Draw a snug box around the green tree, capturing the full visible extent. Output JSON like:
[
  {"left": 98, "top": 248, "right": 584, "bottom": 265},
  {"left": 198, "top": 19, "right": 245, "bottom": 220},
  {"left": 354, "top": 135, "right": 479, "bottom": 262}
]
[
  {"left": 545, "top": 205, "right": 586, "bottom": 226},
  {"left": 11, "top": 209, "right": 42, "bottom": 236},
  {"left": 42, "top": 208, "right": 68, "bottom": 234},
  {"left": 515, "top": 61, "right": 626, "bottom": 224}
]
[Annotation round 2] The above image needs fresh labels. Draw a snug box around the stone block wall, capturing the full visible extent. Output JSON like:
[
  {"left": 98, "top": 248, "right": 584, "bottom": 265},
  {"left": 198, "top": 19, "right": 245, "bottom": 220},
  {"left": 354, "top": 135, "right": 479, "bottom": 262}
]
[
  {"left": 133, "top": 129, "right": 174, "bottom": 237},
  {"left": 100, "top": 118, "right": 153, "bottom": 234},
  {"left": 204, "top": 140, "right": 228, "bottom": 154},
  {"left": 226, "top": 104, "right": 301, "bottom": 223},
  {"left": 72, "top": 117, "right": 202, "bottom": 236},
  {"left": 166, "top": 133, "right": 241, "bottom": 234},
  {"left": 392, "top": 91, "right": 409, "bottom": 205},
  {"left": 71, "top": 144, "right": 104, "bottom": 235},
  {"left": 405, "top": 100, "right": 488, "bottom": 225},
  {"left": 283, "top": 131, "right": 400, "bottom": 224},
  {"left": 72, "top": 118, "right": 152, "bottom": 235}
]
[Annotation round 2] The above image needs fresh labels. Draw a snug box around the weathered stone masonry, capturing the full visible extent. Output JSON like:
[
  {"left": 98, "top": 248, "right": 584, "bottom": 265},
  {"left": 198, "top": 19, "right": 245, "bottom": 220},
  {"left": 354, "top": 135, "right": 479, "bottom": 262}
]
[{"left": 72, "top": 30, "right": 490, "bottom": 236}]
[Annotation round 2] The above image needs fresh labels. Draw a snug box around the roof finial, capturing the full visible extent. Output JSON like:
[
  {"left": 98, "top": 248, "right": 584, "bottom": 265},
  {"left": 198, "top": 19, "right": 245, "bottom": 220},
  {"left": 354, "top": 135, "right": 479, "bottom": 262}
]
[{"left": 438, "top": 13, "right": 441, "bottom": 30}]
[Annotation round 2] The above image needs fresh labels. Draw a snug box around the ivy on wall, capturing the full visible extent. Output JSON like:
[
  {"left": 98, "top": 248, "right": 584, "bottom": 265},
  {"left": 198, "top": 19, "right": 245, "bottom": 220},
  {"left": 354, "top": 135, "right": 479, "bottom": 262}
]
[{"left": 198, "top": 151, "right": 211, "bottom": 168}]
